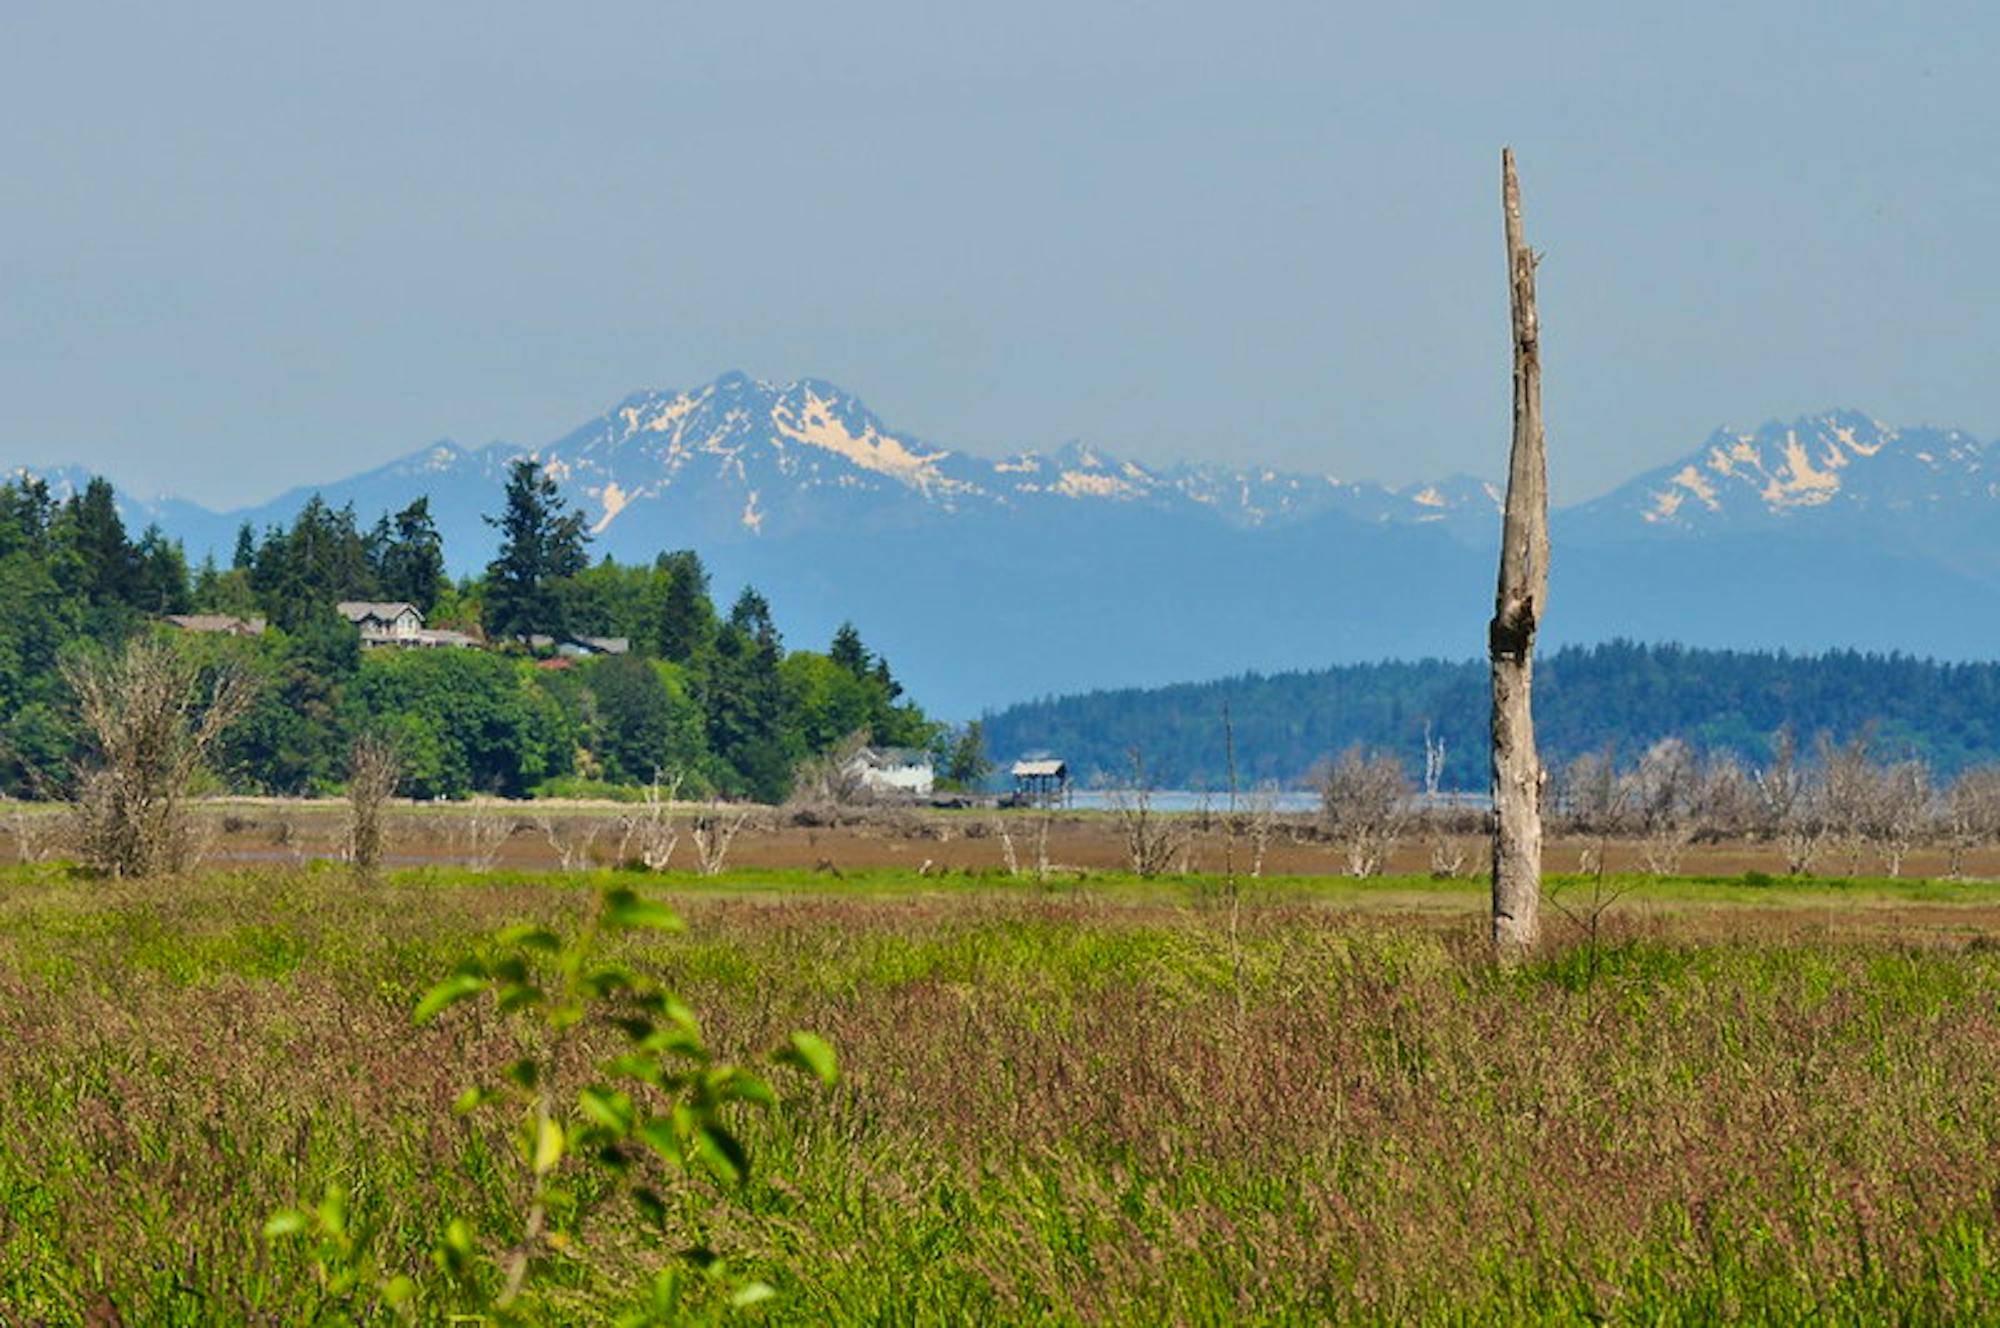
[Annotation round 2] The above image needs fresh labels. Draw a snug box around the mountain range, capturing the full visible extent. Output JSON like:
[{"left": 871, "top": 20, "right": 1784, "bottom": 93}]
[{"left": 15, "top": 375, "right": 2000, "bottom": 718}]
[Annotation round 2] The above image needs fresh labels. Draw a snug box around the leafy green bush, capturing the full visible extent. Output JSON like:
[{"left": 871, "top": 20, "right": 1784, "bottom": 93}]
[{"left": 267, "top": 884, "right": 836, "bottom": 1322}]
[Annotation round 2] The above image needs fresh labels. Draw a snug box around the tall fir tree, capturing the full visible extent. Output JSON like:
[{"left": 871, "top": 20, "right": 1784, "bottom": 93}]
[
  {"left": 653, "top": 549, "right": 715, "bottom": 664},
  {"left": 484, "top": 459, "right": 590, "bottom": 642},
  {"left": 373, "top": 497, "right": 448, "bottom": 614},
  {"left": 55, "top": 477, "right": 142, "bottom": 609}
]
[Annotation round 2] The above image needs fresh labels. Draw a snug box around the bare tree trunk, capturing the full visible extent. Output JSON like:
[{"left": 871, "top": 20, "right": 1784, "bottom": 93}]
[{"left": 1490, "top": 148, "right": 1550, "bottom": 958}]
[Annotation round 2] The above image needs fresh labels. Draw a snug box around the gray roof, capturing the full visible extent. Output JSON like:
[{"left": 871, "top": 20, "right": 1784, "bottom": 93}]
[
  {"left": 860, "top": 746, "right": 933, "bottom": 769},
  {"left": 336, "top": 601, "right": 423, "bottom": 624},
  {"left": 1012, "top": 758, "right": 1067, "bottom": 778},
  {"left": 163, "top": 614, "right": 265, "bottom": 635}
]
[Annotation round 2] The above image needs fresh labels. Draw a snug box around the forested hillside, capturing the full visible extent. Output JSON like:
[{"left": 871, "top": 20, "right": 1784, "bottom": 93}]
[
  {"left": 0, "top": 466, "right": 951, "bottom": 800},
  {"left": 982, "top": 642, "right": 2000, "bottom": 789}
]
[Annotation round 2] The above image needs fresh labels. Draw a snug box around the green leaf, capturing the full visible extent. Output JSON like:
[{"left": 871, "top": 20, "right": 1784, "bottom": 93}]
[
  {"left": 663, "top": 996, "right": 702, "bottom": 1039},
  {"left": 495, "top": 924, "right": 563, "bottom": 952},
  {"left": 777, "top": 1031, "right": 839, "bottom": 1085},
  {"left": 502, "top": 1058, "right": 540, "bottom": 1092},
  {"left": 261, "top": 1209, "right": 310, "bottom": 1239},
  {"left": 714, "top": 1068, "right": 777, "bottom": 1109},
  {"left": 453, "top": 1085, "right": 495, "bottom": 1115},
  {"left": 632, "top": 1187, "right": 668, "bottom": 1227},
  {"left": 579, "top": 1086, "right": 634, "bottom": 1133},
  {"left": 414, "top": 973, "right": 488, "bottom": 1024},
  {"left": 603, "top": 890, "right": 684, "bottom": 933},
  {"left": 606, "top": 1052, "right": 667, "bottom": 1088},
  {"left": 634, "top": 1119, "right": 684, "bottom": 1167},
  {"left": 495, "top": 982, "right": 545, "bottom": 1013},
  {"left": 581, "top": 963, "right": 637, "bottom": 997},
  {"left": 316, "top": 1185, "right": 349, "bottom": 1239},
  {"left": 434, "top": 1217, "right": 477, "bottom": 1278},
  {"left": 382, "top": 1275, "right": 417, "bottom": 1306},
  {"left": 691, "top": 1124, "right": 747, "bottom": 1185},
  {"left": 532, "top": 1116, "right": 566, "bottom": 1175},
  {"left": 730, "top": 1280, "right": 778, "bottom": 1308}
]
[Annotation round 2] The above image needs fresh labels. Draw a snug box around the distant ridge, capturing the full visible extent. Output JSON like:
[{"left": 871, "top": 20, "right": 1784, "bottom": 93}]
[{"left": 981, "top": 642, "right": 2000, "bottom": 789}]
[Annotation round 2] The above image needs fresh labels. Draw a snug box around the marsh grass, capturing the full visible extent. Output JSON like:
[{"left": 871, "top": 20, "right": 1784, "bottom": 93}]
[{"left": 0, "top": 865, "right": 1997, "bottom": 1322}]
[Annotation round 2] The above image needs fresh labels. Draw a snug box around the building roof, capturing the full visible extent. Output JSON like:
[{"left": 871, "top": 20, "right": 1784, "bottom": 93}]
[
  {"left": 336, "top": 601, "right": 423, "bottom": 624},
  {"left": 1012, "top": 758, "right": 1068, "bottom": 778},
  {"left": 163, "top": 614, "right": 265, "bottom": 635},
  {"left": 858, "top": 746, "right": 933, "bottom": 769}
]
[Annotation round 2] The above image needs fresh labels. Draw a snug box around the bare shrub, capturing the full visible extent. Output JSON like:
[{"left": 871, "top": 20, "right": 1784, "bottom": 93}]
[
  {"left": 269, "top": 811, "right": 311, "bottom": 866},
  {"left": 993, "top": 810, "right": 1054, "bottom": 882},
  {"left": 344, "top": 734, "right": 402, "bottom": 880},
  {"left": 691, "top": 801, "right": 751, "bottom": 877},
  {"left": 1558, "top": 747, "right": 1629, "bottom": 876},
  {"left": 1866, "top": 758, "right": 1932, "bottom": 878},
  {"left": 615, "top": 774, "right": 684, "bottom": 871},
  {"left": 1316, "top": 746, "right": 1412, "bottom": 877},
  {"left": 1693, "top": 753, "right": 1760, "bottom": 842},
  {"left": 65, "top": 636, "right": 255, "bottom": 877},
  {"left": 788, "top": 731, "right": 874, "bottom": 813},
  {"left": 1239, "top": 782, "right": 1281, "bottom": 879},
  {"left": 1104, "top": 750, "right": 1189, "bottom": 878},
  {"left": 455, "top": 802, "right": 514, "bottom": 871},
  {"left": 538, "top": 814, "right": 603, "bottom": 872},
  {"left": 5, "top": 806, "right": 59, "bottom": 865},
  {"left": 1817, "top": 734, "right": 1879, "bottom": 875},
  {"left": 1756, "top": 730, "right": 1827, "bottom": 876},
  {"left": 1428, "top": 834, "right": 1471, "bottom": 879},
  {"left": 1943, "top": 765, "right": 2000, "bottom": 879},
  {"left": 1631, "top": 738, "right": 1698, "bottom": 876}
]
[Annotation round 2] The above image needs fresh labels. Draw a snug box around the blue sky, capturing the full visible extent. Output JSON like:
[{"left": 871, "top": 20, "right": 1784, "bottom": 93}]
[{"left": 3, "top": 1, "right": 1996, "bottom": 506}]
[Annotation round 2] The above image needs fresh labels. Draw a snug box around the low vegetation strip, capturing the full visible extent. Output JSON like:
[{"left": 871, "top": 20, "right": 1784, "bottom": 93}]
[{"left": 0, "top": 867, "right": 1997, "bottom": 1322}]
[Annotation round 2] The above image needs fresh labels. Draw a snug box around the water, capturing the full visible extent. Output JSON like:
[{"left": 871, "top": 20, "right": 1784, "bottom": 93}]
[{"left": 1068, "top": 790, "right": 1492, "bottom": 814}]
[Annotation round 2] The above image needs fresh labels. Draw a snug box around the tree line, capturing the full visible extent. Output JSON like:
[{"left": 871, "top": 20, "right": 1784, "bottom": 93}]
[
  {"left": 983, "top": 640, "right": 2000, "bottom": 789},
  {"left": 0, "top": 461, "right": 974, "bottom": 801}
]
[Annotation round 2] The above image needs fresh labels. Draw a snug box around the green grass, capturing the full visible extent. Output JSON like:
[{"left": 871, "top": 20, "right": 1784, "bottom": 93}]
[{"left": 0, "top": 865, "right": 1997, "bottom": 1322}]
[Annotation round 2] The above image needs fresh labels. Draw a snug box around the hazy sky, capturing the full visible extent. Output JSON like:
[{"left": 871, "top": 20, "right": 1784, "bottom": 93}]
[{"left": 4, "top": 1, "right": 1997, "bottom": 508}]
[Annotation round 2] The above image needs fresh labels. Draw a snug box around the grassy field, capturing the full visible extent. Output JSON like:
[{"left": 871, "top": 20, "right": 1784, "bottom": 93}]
[{"left": 1, "top": 864, "right": 1999, "bottom": 1323}]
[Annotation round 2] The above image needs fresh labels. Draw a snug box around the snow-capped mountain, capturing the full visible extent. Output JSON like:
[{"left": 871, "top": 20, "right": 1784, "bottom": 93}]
[
  {"left": 414, "top": 370, "right": 1503, "bottom": 550},
  {"left": 1569, "top": 410, "right": 1997, "bottom": 533},
  {"left": 15, "top": 381, "right": 2000, "bottom": 715},
  {"left": 1561, "top": 408, "right": 2000, "bottom": 584}
]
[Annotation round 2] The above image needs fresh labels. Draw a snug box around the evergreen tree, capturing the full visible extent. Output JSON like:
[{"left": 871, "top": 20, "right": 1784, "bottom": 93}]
[
  {"left": 133, "top": 525, "right": 191, "bottom": 614},
  {"left": 707, "top": 586, "right": 795, "bottom": 800},
  {"left": 654, "top": 550, "right": 715, "bottom": 664},
  {"left": 829, "top": 622, "right": 870, "bottom": 675},
  {"left": 55, "top": 477, "right": 142, "bottom": 609},
  {"left": 251, "top": 496, "right": 377, "bottom": 631},
  {"left": 231, "top": 522, "right": 257, "bottom": 571},
  {"left": 373, "top": 497, "right": 448, "bottom": 614},
  {"left": 484, "top": 459, "right": 589, "bottom": 642}
]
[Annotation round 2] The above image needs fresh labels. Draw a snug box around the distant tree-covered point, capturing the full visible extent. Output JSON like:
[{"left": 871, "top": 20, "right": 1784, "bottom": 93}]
[
  {"left": 982, "top": 642, "right": 2000, "bottom": 790},
  {"left": 0, "top": 467, "right": 961, "bottom": 801}
]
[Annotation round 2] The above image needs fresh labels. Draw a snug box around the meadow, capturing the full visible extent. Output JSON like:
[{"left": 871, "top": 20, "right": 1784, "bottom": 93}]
[{"left": 1, "top": 862, "right": 1998, "bottom": 1323}]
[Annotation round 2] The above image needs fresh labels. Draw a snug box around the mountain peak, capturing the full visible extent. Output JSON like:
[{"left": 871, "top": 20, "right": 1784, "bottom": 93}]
[{"left": 1566, "top": 407, "right": 1997, "bottom": 537}]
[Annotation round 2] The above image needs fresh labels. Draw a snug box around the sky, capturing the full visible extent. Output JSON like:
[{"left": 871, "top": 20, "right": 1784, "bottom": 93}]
[{"left": 3, "top": 1, "right": 1998, "bottom": 508}]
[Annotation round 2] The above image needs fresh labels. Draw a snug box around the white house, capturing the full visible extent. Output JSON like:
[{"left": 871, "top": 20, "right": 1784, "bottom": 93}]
[
  {"left": 850, "top": 746, "right": 935, "bottom": 797},
  {"left": 335, "top": 602, "right": 472, "bottom": 648}
]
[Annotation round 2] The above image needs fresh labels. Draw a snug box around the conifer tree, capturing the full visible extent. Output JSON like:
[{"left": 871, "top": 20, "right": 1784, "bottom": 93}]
[
  {"left": 484, "top": 459, "right": 589, "bottom": 642},
  {"left": 374, "top": 497, "right": 448, "bottom": 614}
]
